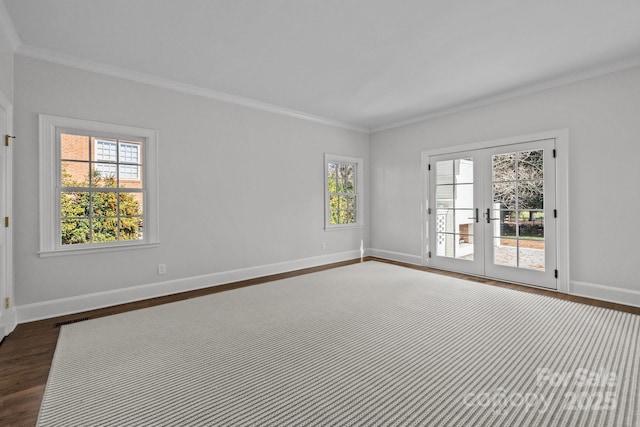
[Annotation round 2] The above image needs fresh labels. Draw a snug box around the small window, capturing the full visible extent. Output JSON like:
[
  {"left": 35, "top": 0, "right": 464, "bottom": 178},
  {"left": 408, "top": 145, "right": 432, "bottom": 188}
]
[
  {"left": 324, "top": 154, "right": 364, "bottom": 230},
  {"left": 39, "top": 115, "right": 159, "bottom": 256}
]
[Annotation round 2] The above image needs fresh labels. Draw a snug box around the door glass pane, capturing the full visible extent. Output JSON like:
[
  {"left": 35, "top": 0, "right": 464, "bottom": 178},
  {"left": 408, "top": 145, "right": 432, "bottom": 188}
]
[
  {"left": 436, "top": 185, "right": 454, "bottom": 206},
  {"left": 491, "top": 150, "right": 545, "bottom": 271},
  {"left": 518, "top": 180, "right": 544, "bottom": 209},
  {"left": 436, "top": 208, "right": 454, "bottom": 233},
  {"left": 494, "top": 238, "right": 518, "bottom": 267},
  {"left": 493, "top": 153, "right": 516, "bottom": 181},
  {"left": 436, "top": 233, "right": 454, "bottom": 257},
  {"left": 434, "top": 157, "right": 474, "bottom": 261},
  {"left": 455, "top": 158, "right": 474, "bottom": 184},
  {"left": 518, "top": 150, "right": 544, "bottom": 180},
  {"left": 519, "top": 240, "right": 545, "bottom": 271},
  {"left": 497, "top": 210, "right": 517, "bottom": 237},
  {"left": 436, "top": 160, "right": 454, "bottom": 185},
  {"left": 455, "top": 210, "right": 476, "bottom": 233},
  {"left": 456, "top": 234, "right": 474, "bottom": 260},
  {"left": 519, "top": 211, "right": 544, "bottom": 239},
  {"left": 455, "top": 184, "right": 474, "bottom": 208},
  {"left": 493, "top": 182, "right": 515, "bottom": 209}
]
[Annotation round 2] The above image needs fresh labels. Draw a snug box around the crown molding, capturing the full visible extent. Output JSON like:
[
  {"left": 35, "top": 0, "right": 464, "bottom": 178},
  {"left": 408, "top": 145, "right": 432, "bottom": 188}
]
[
  {"left": 371, "top": 56, "right": 640, "bottom": 134},
  {"left": 16, "top": 43, "right": 370, "bottom": 134},
  {"left": 0, "top": 0, "right": 20, "bottom": 51}
]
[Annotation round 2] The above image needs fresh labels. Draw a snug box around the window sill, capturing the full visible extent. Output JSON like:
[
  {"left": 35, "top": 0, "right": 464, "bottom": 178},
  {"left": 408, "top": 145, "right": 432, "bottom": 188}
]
[
  {"left": 324, "top": 224, "right": 364, "bottom": 232},
  {"left": 38, "top": 242, "right": 160, "bottom": 258}
]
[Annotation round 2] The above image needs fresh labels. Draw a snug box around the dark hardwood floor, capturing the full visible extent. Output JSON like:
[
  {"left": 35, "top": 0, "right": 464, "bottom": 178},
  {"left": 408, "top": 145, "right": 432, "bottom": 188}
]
[{"left": 1, "top": 257, "right": 638, "bottom": 426}]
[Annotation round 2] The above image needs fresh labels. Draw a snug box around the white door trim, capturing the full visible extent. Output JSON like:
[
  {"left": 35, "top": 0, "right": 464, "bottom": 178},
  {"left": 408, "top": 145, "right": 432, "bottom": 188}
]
[
  {"left": 0, "top": 89, "right": 16, "bottom": 338},
  {"left": 421, "top": 129, "right": 569, "bottom": 293}
]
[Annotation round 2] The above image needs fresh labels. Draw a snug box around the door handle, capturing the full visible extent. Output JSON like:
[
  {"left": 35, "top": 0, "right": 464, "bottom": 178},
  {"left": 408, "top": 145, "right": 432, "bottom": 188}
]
[
  {"left": 485, "top": 208, "right": 500, "bottom": 223},
  {"left": 468, "top": 208, "right": 479, "bottom": 223}
]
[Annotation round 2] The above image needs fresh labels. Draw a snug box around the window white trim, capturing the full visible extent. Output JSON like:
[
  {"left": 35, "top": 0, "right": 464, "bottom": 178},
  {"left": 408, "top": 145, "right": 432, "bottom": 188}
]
[
  {"left": 39, "top": 114, "right": 159, "bottom": 256},
  {"left": 324, "top": 153, "right": 364, "bottom": 230}
]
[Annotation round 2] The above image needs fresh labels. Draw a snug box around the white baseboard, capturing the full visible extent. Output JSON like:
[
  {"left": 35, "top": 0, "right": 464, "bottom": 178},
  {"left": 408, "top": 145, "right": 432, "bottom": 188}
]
[
  {"left": 368, "top": 248, "right": 423, "bottom": 266},
  {"left": 1, "top": 307, "right": 17, "bottom": 337},
  {"left": 16, "top": 250, "right": 363, "bottom": 323},
  {"left": 570, "top": 280, "right": 640, "bottom": 308}
]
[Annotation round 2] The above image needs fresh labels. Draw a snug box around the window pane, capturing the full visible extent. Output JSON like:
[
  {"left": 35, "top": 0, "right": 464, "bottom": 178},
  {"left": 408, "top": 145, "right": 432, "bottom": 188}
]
[
  {"left": 436, "top": 232, "right": 454, "bottom": 257},
  {"left": 458, "top": 233, "right": 474, "bottom": 244},
  {"left": 345, "top": 164, "right": 356, "bottom": 192},
  {"left": 327, "top": 163, "right": 337, "bottom": 193},
  {"left": 61, "top": 161, "right": 89, "bottom": 187},
  {"left": 436, "top": 185, "right": 454, "bottom": 207},
  {"left": 457, "top": 221, "right": 475, "bottom": 235},
  {"left": 519, "top": 211, "right": 544, "bottom": 239},
  {"left": 91, "top": 163, "right": 117, "bottom": 187},
  {"left": 454, "top": 210, "right": 475, "bottom": 234},
  {"left": 336, "top": 163, "right": 355, "bottom": 193},
  {"left": 120, "top": 216, "right": 143, "bottom": 241},
  {"left": 518, "top": 150, "right": 543, "bottom": 180},
  {"left": 91, "top": 192, "right": 118, "bottom": 217},
  {"left": 93, "top": 217, "right": 118, "bottom": 242},
  {"left": 494, "top": 238, "right": 517, "bottom": 267},
  {"left": 61, "top": 219, "right": 90, "bottom": 245},
  {"left": 435, "top": 208, "right": 454, "bottom": 233},
  {"left": 436, "top": 160, "right": 454, "bottom": 185},
  {"left": 345, "top": 195, "right": 356, "bottom": 210},
  {"left": 493, "top": 182, "right": 516, "bottom": 209},
  {"left": 329, "top": 195, "right": 339, "bottom": 225},
  {"left": 61, "top": 134, "right": 90, "bottom": 161},
  {"left": 60, "top": 192, "right": 90, "bottom": 217},
  {"left": 493, "top": 152, "right": 516, "bottom": 182},
  {"left": 519, "top": 241, "right": 545, "bottom": 271},
  {"left": 455, "top": 184, "right": 473, "bottom": 208},
  {"left": 328, "top": 162, "right": 337, "bottom": 178},
  {"left": 119, "top": 193, "right": 143, "bottom": 217},
  {"left": 455, "top": 158, "right": 473, "bottom": 184},
  {"left": 497, "top": 211, "right": 517, "bottom": 238},
  {"left": 342, "top": 210, "right": 356, "bottom": 224},
  {"left": 518, "top": 180, "right": 544, "bottom": 209},
  {"left": 456, "top": 234, "right": 474, "bottom": 260}
]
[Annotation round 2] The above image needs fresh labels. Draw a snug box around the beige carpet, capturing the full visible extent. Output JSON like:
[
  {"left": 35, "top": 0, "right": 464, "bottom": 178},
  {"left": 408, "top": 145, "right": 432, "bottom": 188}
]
[{"left": 38, "top": 261, "right": 639, "bottom": 426}]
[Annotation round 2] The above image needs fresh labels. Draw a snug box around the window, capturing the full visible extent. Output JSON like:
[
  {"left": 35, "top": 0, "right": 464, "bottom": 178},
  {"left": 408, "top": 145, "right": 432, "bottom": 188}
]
[
  {"left": 39, "top": 115, "right": 159, "bottom": 256},
  {"left": 324, "top": 154, "right": 364, "bottom": 230}
]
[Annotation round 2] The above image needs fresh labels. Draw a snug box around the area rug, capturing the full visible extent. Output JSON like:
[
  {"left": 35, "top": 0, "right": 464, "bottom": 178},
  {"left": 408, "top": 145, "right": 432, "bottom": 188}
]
[{"left": 38, "top": 261, "right": 639, "bottom": 426}]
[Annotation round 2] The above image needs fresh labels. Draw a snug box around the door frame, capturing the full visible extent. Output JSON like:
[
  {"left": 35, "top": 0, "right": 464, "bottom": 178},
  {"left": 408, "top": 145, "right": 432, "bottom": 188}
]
[
  {"left": 421, "top": 129, "right": 569, "bottom": 293},
  {"left": 0, "top": 89, "right": 15, "bottom": 339}
]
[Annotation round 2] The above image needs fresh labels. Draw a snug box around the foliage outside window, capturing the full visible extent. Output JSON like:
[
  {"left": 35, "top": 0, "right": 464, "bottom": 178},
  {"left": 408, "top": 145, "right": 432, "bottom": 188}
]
[
  {"left": 39, "top": 115, "right": 159, "bottom": 256},
  {"left": 492, "top": 149, "right": 545, "bottom": 240},
  {"left": 325, "top": 154, "right": 363, "bottom": 229},
  {"left": 60, "top": 134, "right": 144, "bottom": 245}
]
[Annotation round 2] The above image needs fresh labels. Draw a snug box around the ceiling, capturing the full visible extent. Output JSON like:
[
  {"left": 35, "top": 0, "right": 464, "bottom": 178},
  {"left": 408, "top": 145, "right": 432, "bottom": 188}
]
[{"left": 3, "top": 0, "right": 640, "bottom": 132}]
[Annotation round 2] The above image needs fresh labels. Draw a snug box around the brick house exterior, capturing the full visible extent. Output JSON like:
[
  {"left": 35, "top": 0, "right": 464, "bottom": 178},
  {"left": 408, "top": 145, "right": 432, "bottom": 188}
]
[{"left": 61, "top": 133, "right": 143, "bottom": 190}]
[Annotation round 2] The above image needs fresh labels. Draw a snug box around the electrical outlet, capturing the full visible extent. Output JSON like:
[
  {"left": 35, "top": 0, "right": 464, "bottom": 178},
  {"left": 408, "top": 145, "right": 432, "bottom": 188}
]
[{"left": 157, "top": 264, "right": 166, "bottom": 275}]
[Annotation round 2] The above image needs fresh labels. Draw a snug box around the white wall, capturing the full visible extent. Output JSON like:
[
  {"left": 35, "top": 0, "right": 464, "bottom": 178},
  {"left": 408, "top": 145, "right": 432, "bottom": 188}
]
[
  {"left": 370, "top": 66, "right": 640, "bottom": 304},
  {"left": 14, "top": 55, "right": 369, "bottom": 317},
  {"left": 0, "top": 22, "right": 12, "bottom": 101}
]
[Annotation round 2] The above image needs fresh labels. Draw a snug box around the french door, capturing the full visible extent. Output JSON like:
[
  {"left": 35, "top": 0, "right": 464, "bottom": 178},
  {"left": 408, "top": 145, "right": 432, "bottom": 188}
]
[{"left": 427, "top": 139, "right": 557, "bottom": 289}]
